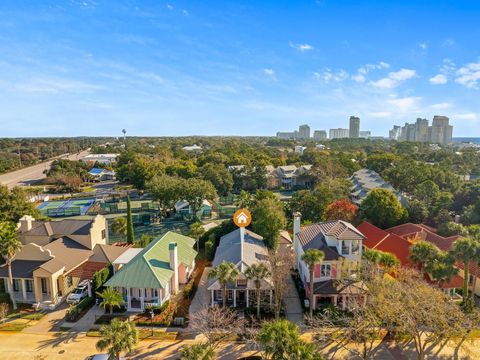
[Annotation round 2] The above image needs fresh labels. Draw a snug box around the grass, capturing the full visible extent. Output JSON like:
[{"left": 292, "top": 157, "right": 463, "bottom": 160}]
[
  {"left": 0, "top": 322, "right": 29, "bottom": 331},
  {"left": 86, "top": 329, "right": 178, "bottom": 341},
  {"left": 6, "top": 310, "right": 46, "bottom": 321}
]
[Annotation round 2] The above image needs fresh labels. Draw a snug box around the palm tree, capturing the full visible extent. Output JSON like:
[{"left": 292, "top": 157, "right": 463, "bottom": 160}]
[
  {"left": 451, "top": 237, "right": 477, "bottom": 304},
  {"left": 96, "top": 318, "right": 138, "bottom": 360},
  {"left": 410, "top": 240, "right": 439, "bottom": 271},
  {"left": 245, "top": 263, "right": 271, "bottom": 319},
  {"left": 301, "top": 249, "right": 325, "bottom": 318},
  {"left": 97, "top": 287, "right": 126, "bottom": 315},
  {"left": 0, "top": 222, "right": 22, "bottom": 310},
  {"left": 236, "top": 190, "right": 252, "bottom": 209},
  {"left": 189, "top": 221, "right": 205, "bottom": 252},
  {"left": 180, "top": 343, "right": 215, "bottom": 360},
  {"left": 208, "top": 261, "right": 239, "bottom": 308},
  {"left": 111, "top": 217, "right": 127, "bottom": 237}
]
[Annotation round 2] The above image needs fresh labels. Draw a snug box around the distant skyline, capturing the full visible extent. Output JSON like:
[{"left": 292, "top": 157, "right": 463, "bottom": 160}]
[{"left": 0, "top": 1, "right": 480, "bottom": 137}]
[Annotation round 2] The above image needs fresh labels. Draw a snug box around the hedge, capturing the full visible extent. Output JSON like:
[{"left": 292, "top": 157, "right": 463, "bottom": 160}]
[
  {"left": 65, "top": 296, "right": 94, "bottom": 322},
  {"left": 0, "top": 293, "right": 12, "bottom": 305}
]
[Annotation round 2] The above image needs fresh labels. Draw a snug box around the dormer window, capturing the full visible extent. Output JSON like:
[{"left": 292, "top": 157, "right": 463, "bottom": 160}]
[{"left": 321, "top": 264, "right": 331, "bottom": 277}]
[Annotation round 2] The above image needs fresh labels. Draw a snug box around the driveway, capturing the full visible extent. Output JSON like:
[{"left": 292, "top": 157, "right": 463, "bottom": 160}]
[
  {"left": 284, "top": 276, "right": 304, "bottom": 326},
  {"left": 23, "top": 303, "right": 69, "bottom": 334},
  {"left": 188, "top": 267, "right": 211, "bottom": 317}
]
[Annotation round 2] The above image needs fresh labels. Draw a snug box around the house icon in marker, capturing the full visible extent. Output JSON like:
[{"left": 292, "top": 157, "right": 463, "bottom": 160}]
[{"left": 233, "top": 208, "right": 252, "bottom": 227}]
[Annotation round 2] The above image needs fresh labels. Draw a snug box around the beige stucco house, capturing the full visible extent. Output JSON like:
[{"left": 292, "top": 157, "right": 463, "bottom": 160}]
[{"left": 0, "top": 215, "right": 128, "bottom": 310}]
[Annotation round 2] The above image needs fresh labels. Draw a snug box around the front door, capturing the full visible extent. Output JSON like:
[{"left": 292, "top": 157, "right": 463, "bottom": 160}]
[{"left": 237, "top": 290, "right": 246, "bottom": 308}]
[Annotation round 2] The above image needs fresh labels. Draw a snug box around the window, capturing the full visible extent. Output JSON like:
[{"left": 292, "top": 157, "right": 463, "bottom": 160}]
[
  {"left": 66, "top": 276, "right": 73, "bottom": 288},
  {"left": 227, "top": 290, "right": 233, "bottom": 301},
  {"left": 13, "top": 279, "right": 20, "bottom": 292},
  {"left": 101, "top": 229, "right": 106, "bottom": 239},
  {"left": 153, "top": 289, "right": 158, "bottom": 297},
  {"left": 215, "top": 290, "right": 223, "bottom": 301},
  {"left": 341, "top": 241, "right": 350, "bottom": 255},
  {"left": 469, "top": 274, "right": 475, "bottom": 286},
  {"left": 321, "top": 264, "right": 332, "bottom": 278},
  {"left": 25, "top": 280, "right": 33, "bottom": 293},
  {"left": 237, "top": 279, "right": 247, "bottom": 287},
  {"left": 351, "top": 241, "right": 360, "bottom": 255}
]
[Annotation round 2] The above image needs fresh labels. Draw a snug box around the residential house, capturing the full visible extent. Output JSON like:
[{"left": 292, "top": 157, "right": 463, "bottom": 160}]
[
  {"left": 105, "top": 232, "right": 197, "bottom": 312},
  {"left": 350, "top": 169, "right": 408, "bottom": 206},
  {"left": 174, "top": 199, "right": 213, "bottom": 219},
  {"left": 182, "top": 144, "right": 202, "bottom": 151},
  {"left": 266, "top": 165, "right": 313, "bottom": 190},
  {"left": 0, "top": 215, "right": 129, "bottom": 309},
  {"left": 88, "top": 168, "right": 116, "bottom": 182},
  {"left": 207, "top": 228, "right": 273, "bottom": 308},
  {"left": 293, "top": 213, "right": 367, "bottom": 310},
  {"left": 82, "top": 154, "right": 118, "bottom": 165},
  {"left": 358, "top": 221, "right": 463, "bottom": 298}
]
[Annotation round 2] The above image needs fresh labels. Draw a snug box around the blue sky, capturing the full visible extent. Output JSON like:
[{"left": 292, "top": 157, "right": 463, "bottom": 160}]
[{"left": 0, "top": 0, "right": 479, "bottom": 137}]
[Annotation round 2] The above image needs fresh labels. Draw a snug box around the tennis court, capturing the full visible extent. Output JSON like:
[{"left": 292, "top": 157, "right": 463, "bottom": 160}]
[{"left": 37, "top": 198, "right": 96, "bottom": 217}]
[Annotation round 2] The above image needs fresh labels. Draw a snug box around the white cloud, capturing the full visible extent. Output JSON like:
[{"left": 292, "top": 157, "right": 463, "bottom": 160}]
[
  {"left": 263, "top": 68, "right": 276, "bottom": 79},
  {"left": 455, "top": 62, "right": 480, "bottom": 89},
  {"left": 430, "top": 102, "right": 451, "bottom": 110},
  {"left": 316, "top": 69, "right": 349, "bottom": 82},
  {"left": 352, "top": 62, "right": 389, "bottom": 82},
  {"left": 418, "top": 42, "right": 428, "bottom": 50},
  {"left": 368, "top": 111, "right": 392, "bottom": 118},
  {"left": 429, "top": 74, "right": 448, "bottom": 85},
  {"left": 166, "top": 4, "right": 174, "bottom": 10},
  {"left": 453, "top": 113, "right": 477, "bottom": 120},
  {"left": 15, "top": 77, "right": 102, "bottom": 94},
  {"left": 290, "top": 42, "right": 314, "bottom": 52},
  {"left": 386, "top": 96, "right": 421, "bottom": 112},
  {"left": 370, "top": 68, "right": 416, "bottom": 89},
  {"left": 442, "top": 38, "right": 456, "bottom": 47}
]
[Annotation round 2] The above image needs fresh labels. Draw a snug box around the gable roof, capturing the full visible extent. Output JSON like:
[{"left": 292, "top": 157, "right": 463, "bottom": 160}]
[
  {"left": 39, "top": 237, "right": 93, "bottom": 274},
  {"left": 212, "top": 228, "right": 269, "bottom": 269},
  {"left": 358, "top": 221, "right": 412, "bottom": 266},
  {"left": 105, "top": 232, "right": 197, "bottom": 289},
  {"left": 24, "top": 219, "right": 93, "bottom": 237}
]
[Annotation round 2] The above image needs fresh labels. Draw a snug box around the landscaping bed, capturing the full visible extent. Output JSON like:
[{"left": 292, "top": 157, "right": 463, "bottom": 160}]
[
  {"left": 86, "top": 328, "right": 178, "bottom": 341},
  {"left": 65, "top": 296, "right": 95, "bottom": 322}
]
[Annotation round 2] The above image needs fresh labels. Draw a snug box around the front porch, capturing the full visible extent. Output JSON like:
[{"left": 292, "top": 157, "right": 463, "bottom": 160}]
[
  {"left": 120, "top": 287, "right": 169, "bottom": 312},
  {"left": 210, "top": 288, "right": 273, "bottom": 308}
]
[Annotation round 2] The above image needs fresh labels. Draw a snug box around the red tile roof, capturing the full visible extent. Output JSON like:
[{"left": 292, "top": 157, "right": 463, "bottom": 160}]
[
  {"left": 358, "top": 221, "right": 413, "bottom": 267},
  {"left": 386, "top": 223, "right": 459, "bottom": 252}
]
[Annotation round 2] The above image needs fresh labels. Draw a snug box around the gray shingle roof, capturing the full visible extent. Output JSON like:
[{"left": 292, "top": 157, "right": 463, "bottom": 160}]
[
  {"left": 24, "top": 219, "right": 93, "bottom": 237},
  {"left": 0, "top": 260, "right": 45, "bottom": 279}
]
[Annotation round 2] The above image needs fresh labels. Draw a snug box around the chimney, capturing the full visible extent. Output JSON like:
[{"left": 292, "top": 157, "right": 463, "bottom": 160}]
[
  {"left": 293, "top": 212, "right": 302, "bottom": 237},
  {"left": 169, "top": 242, "right": 179, "bottom": 293},
  {"left": 19, "top": 215, "right": 34, "bottom": 233}
]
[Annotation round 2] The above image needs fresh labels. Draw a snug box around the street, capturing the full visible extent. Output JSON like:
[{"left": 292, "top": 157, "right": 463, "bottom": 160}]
[{"left": 0, "top": 150, "right": 90, "bottom": 189}]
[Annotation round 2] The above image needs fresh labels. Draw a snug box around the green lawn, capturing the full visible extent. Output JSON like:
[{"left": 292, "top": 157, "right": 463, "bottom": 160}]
[{"left": 87, "top": 328, "right": 178, "bottom": 341}]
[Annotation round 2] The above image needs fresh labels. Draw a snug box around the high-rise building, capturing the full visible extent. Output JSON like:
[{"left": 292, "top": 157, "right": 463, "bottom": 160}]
[
  {"left": 313, "top": 130, "right": 327, "bottom": 141},
  {"left": 389, "top": 125, "right": 401, "bottom": 140},
  {"left": 276, "top": 131, "right": 296, "bottom": 139},
  {"left": 298, "top": 124, "right": 311, "bottom": 139},
  {"left": 430, "top": 115, "right": 453, "bottom": 144},
  {"left": 349, "top": 116, "right": 360, "bottom": 138},
  {"left": 359, "top": 131, "right": 371, "bottom": 138},
  {"left": 415, "top": 118, "right": 429, "bottom": 142},
  {"left": 390, "top": 116, "right": 453, "bottom": 144},
  {"left": 329, "top": 128, "right": 349, "bottom": 139}
]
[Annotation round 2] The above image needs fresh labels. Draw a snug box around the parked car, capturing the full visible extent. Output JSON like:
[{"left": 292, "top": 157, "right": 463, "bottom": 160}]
[
  {"left": 66, "top": 280, "right": 90, "bottom": 304},
  {"left": 85, "top": 355, "right": 125, "bottom": 360}
]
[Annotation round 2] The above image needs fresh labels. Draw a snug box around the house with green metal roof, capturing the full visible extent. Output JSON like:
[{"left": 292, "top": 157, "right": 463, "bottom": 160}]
[{"left": 105, "top": 231, "right": 197, "bottom": 312}]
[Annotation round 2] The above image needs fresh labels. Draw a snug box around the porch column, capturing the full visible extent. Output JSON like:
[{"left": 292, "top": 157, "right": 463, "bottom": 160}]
[
  {"left": 342, "top": 295, "right": 346, "bottom": 310},
  {"left": 127, "top": 289, "right": 131, "bottom": 311},
  {"left": 87, "top": 281, "right": 92, "bottom": 297},
  {"left": 21, "top": 279, "right": 27, "bottom": 301},
  {"left": 270, "top": 290, "right": 273, "bottom": 306},
  {"left": 140, "top": 288, "right": 145, "bottom": 310},
  {"left": 246, "top": 289, "right": 249, "bottom": 307},
  {"left": 210, "top": 290, "right": 214, "bottom": 307},
  {"left": 233, "top": 290, "right": 236, "bottom": 307}
]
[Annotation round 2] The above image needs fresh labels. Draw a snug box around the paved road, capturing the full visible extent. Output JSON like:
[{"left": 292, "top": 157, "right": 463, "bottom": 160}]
[{"left": 0, "top": 150, "right": 90, "bottom": 189}]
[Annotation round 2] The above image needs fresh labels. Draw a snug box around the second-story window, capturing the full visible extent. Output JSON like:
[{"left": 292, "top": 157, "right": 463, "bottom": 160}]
[
  {"left": 321, "top": 264, "right": 331, "bottom": 277},
  {"left": 237, "top": 279, "right": 247, "bottom": 287}
]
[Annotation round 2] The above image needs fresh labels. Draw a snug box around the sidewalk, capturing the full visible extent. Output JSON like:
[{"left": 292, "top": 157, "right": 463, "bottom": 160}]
[{"left": 284, "top": 275, "right": 304, "bottom": 326}]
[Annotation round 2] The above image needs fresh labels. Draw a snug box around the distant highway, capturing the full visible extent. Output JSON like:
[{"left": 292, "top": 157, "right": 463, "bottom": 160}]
[{"left": 0, "top": 150, "right": 91, "bottom": 189}]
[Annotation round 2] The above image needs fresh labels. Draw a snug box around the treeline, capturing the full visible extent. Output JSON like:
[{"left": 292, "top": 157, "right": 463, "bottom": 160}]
[{"left": 0, "top": 137, "right": 110, "bottom": 174}]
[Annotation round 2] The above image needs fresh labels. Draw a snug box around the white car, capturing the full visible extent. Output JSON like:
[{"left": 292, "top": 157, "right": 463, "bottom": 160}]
[
  {"left": 85, "top": 355, "right": 125, "bottom": 360},
  {"left": 66, "top": 280, "right": 90, "bottom": 304}
]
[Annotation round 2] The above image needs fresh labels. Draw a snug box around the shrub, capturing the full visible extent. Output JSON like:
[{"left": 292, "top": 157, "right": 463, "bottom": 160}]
[
  {"left": 145, "top": 300, "right": 169, "bottom": 315},
  {"left": 136, "top": 301, "right": 176, "bottom": 327},
  {"left": 0, "top": 293, "right": 12, "bottom": 305},
  {"left": 65, "top": 296, "right": 94, "bottom": 322},
  {"left": 205, "top": 239, "right": 215, "bottom": 260}
]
